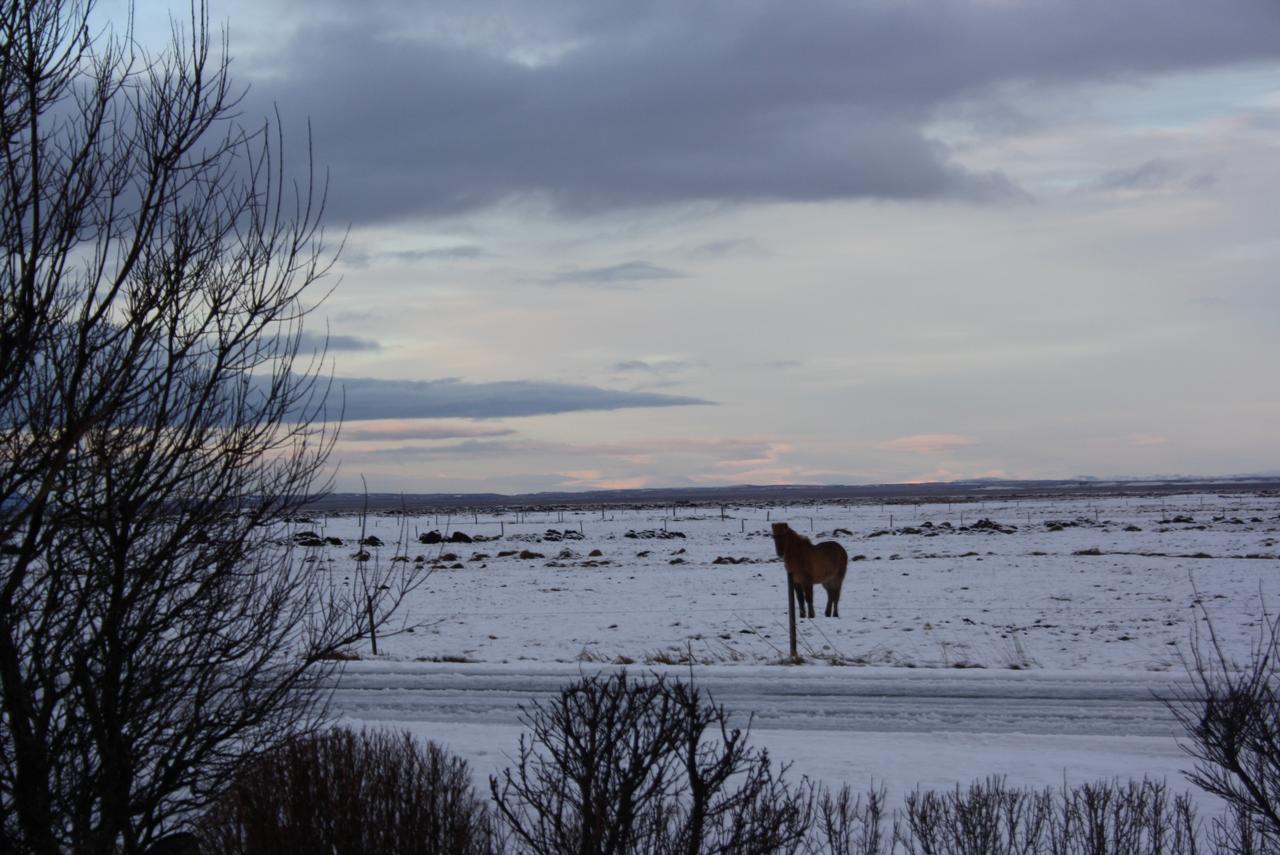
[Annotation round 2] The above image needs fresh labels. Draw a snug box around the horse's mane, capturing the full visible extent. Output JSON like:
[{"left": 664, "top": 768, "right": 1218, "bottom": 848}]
[
  {"left": 786, "top": 528, "right": 812, "bottom": 547},
  {"left": 772, "top": 522, "right": 812, "bottom": 554}
]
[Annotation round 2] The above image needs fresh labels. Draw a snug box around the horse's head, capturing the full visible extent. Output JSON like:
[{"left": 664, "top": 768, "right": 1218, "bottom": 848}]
[{"left": 770, "top": 522, "right": 790, "bottom": 557}]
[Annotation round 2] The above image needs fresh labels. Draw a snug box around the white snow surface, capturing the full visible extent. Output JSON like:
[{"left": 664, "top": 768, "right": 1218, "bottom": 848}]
[{"left": 301, "top": 491, "right": 1280, "bottom": 806}]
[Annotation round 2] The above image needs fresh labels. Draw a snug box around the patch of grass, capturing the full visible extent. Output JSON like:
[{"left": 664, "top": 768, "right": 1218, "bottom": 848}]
[
  {"left": 576, "top": 646, "right": 609, "bottom": 663},
  {"left": 645, "top": 647, "right": 695, "bottom": 666}
]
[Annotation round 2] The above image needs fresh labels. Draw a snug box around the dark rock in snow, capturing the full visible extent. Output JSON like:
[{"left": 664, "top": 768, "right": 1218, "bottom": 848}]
[
  {"left": 624, "top": 529, "right": 686, "bottom": 540},
  {"left": 963, "top": 518, "right": 1016, "bottom": 534}
]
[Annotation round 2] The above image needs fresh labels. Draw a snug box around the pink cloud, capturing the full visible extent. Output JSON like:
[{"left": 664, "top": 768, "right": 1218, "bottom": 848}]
[
  {"left": 557, "top": 471, "right": 652, "bottom": 490},
  {"left": 340, "top": 420, "right": 514, "bottom": 442},
  {"left": 1128, "top": 433, "right": 1168, "bottom": 447},
  {"left": 903, "top": 467, "right": 1009, "bottom": 484},
  {"left": 693, "top": 465, "right": 841, "bottom": 485},
  {"left": 878, "top": 434, "right": 978, "bottom": 455}
]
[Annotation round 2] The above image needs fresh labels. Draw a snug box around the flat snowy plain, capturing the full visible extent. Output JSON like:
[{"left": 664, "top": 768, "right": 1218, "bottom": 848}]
[{"left": 300, "top": 490, "right": 1280, "bottom": 809}]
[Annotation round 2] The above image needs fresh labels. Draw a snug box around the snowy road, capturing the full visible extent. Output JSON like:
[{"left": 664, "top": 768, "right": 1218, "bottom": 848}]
[
  {"left": 330, "top": 662, "right": 1211, "bottom": 807},
  {"left": 328, "top": 662, "right": 1190, "bottom": 738}
]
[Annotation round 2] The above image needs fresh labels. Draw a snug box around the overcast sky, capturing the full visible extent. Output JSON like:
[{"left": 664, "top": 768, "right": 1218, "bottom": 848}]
[{"left": 134, "top": 0, "right": 1280, "bottom": 492}]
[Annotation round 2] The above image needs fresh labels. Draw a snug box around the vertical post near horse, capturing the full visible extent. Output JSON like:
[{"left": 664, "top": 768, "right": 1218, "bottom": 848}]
[{"left": 787, "top": 568, "right": 798, "bottom": 661}]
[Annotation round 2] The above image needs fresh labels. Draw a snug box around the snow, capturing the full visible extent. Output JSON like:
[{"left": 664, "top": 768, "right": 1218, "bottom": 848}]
[
  {"left": 361, "top": 718, "right": 1201, "bottom": 811},
  {"left": 300, "top": 491, "right": 1280, "bottom": 808},
  {"left": 305, "top": 491, "right": 1279, "bottom": 671}
]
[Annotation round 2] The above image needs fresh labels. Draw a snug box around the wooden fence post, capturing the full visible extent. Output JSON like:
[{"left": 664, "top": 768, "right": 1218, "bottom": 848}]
[{"left": 787, "top": 571, "right": 798, "bottom": 662}]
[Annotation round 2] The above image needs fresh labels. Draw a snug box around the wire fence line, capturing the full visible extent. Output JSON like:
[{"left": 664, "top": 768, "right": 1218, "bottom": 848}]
[
  {"left": 398, "top": 601, "right": 1258, "bottom": 620},
  {"left": 313, "top": 497, "right": 1280, "bottom": 541}
]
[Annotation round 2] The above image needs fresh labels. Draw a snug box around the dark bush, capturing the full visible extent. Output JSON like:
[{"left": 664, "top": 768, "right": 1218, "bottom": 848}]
[
  {"left": 200, "top": 728, "right": 500, "bottom": 854},
  {"left": 806, "top": 784, "right": 887, "bottom": 855},
  {"left": 490, "top": 671, "right": 813, "bottom": 854},
  {"left": 804, "top": 776, "right": 1200, "bottom": 855},
  {"left": 1169, "top": 607, "right": 1280, "bottom": 852}
]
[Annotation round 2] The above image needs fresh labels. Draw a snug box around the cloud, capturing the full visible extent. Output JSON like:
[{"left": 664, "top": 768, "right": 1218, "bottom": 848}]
[
  {"left": 240, "top": 1, "right": 1280, "bottom": 223},
  {"left": 879, "top": 434, "right": 979, "bottom": 455},
  {"left": 546, "top": 260, "right": 685, "bottom": 285},
  {"left": 339, "top": 244, "right": 488, "bottom": 268},
  {"left": 340, "top": 421, "right": 516, "bottom": 442},
  {"left": 329, "top": 376, "right": 711, "bottom": 421},
  {"left": 346, "top": 435, "right": 785, "bottom": 467},
  {"left": 297, "top": 329, "right": 382, "bottom": 352},
  {"left": 692, "top": 465, "right": 841, "bottom": 485},
  {"left": 1128, "top": 433, "right": 1169, "bottom": 446},
  {"left": 684, "top": 238, "right": 763, "bottom": 259},
  {"left": 903, "top": 467, "right": 1009, "bottom": 484},
  {"left": 557, "top": 471, "right": 653, "bottom": 490},
  {"left": 610, "top": 357, "right": 698, "bottom": 375},
  {"left": 1093, "top": 158, "right": 1217, "bottom": 192},
  {"left": 357, "top": 439, "right": 546, "bottom": 459},
  {"left": 384, "top": 245, "right": 488, "bottom": 262}
]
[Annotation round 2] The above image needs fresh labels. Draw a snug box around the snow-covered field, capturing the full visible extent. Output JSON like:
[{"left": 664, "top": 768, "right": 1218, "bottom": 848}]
[
  {"left": 304, "top": 491, "right": 1280, "bottom": 671},
  {"left": 298, "top": 490, "right": 1280, "bottom": 806}
]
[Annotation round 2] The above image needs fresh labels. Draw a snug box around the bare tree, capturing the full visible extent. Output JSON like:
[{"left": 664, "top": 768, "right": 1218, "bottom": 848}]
[{"left": 0, "top": 2, "right": 422, "bottom": 851}]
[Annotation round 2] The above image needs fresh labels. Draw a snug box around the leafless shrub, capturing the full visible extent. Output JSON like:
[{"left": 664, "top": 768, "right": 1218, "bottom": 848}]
[
  {"left": 489, "top": 671, "right": 813, "bottom": 854},
  {"left": 806, "top": 784, "right": 887, "bottom": 855},
  {"left": 893, "top": 776, "right": 1199, "bottom": 855},
  {"left": 1168, "top": 603, "right": 1280, "bottom": 851},
  {"left": 200, "top": 728, "right": 500, "bottom": 854},
  {"left": 1050, "top": 778, "right": 1200, "bottom": 855},
  {"left": 896, "top": 776, "right": 1052, "bottom": 854}
]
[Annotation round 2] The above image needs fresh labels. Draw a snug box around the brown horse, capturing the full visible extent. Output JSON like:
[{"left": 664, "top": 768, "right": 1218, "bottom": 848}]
[{"left": 771, "top": 522, "right": 848, "bottom": 618}]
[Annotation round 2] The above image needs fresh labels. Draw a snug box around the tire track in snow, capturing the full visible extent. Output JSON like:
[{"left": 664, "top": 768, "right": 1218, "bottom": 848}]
[{"left": 328, "top": 662, "right": 1190, "bottom": 737}]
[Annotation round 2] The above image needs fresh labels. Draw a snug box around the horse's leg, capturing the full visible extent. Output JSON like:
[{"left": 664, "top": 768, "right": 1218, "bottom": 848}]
[
  {"left": 791, "top": 579, "right": 804, "bottom": 616},
  {"left": 822, "top": 579, "right": 839, "bottom": 617},
  {"left": 804, "top": 583, "right": 816, "bottom": 618}
]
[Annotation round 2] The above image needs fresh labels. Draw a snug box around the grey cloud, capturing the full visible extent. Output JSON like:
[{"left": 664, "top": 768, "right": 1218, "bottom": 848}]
[
  {"left": 341, "top": 424, "right": 516, "bottom": 441},
  {"left": 611, "top": 358, "right": 697, "bottom": 375},
  {"left": 685, "top": 238, "right": 763, "bottom": 260},
  {"left": 297, "top": 330, "right": 382, "bottom": 352},
  {"left": 613, "top": 360, "right": 656, "bottom": 372},
  {"left": 354, "top": 434, "right": 781, "bottom": 461},
  {"left": 360, "top": 439, "right": 545, "bottom": 459},
  {"left": 1094, "top": 159, "right": 1217, "bottom": 192},
  {"left": 339, "top": 245, "right": 487, "bottom": 269},
  {"left": 246, "top": 1, "right": 1279, "bottom": 224},
  {"left": 385, "top": 245, "right": 488, "bottom": 262},
  {"left": 547, "top": 260, "right": 684, "bottom": 285},
  {"left": 331, "top": 376, "right": 711, "bottom": 420}
]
